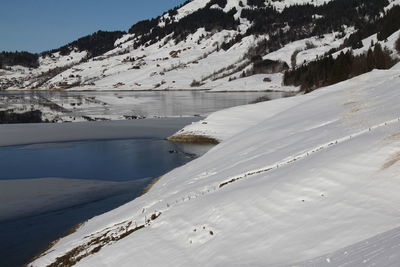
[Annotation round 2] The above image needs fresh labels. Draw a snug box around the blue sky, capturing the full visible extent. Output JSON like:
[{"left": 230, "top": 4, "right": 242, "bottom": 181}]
[{"left": 0, "top": 0, "right": 186, "bottom": 53}]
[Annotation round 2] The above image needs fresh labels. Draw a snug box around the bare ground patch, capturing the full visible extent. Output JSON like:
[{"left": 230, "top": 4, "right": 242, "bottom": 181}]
[
  {"left": 44, "top": 212, "right": 161, "bottom": 267},
  {"left": 343, "top": 101, "right": 358, "bottom": 106},
  {"left": 385, "top": 132, "right": 400, "bottom": 141},
  {"left": 343, "top": 101, "right": 362, "bottom": 114},
  {"left": 381, "top": 151, "right": 400, "bottom": 170},
  {"left": 168, "top": 134, "right": 219, "bottom": 144}
]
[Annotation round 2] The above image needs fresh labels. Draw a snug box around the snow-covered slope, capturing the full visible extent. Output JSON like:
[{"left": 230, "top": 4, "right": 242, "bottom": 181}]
[
  {"left": 292, "top": 225, "right": 400, "bottom": 266},
  {"left": 169, "top": 91, "right": 305, "bottom": 142},
  {"left": 30, "top": 63, "right": 400, "bottom": 266}
]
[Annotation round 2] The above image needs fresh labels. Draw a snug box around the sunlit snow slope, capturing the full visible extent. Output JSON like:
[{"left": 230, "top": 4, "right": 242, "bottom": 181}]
[{"left": 30, "top": 62, "right": 400, "bottom": 266}]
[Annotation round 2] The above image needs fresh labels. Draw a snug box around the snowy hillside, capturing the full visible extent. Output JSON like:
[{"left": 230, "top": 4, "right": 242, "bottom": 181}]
[
  {"left": 2, "top": 0, "right": 399, "bottom": 92},
  {"left": 171, "top": 27, "right": 400, "bottom": 141},
  {"left": 30, "top": 61, "right": 400, "bottom": 266}
]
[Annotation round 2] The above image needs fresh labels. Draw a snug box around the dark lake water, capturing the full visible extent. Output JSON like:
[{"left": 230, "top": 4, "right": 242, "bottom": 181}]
[
  {"left": 0, "top": 138, "right": 212, "bottom": 267},
  {"left": 0, "top": 138, "right": 195, "bottom": 181}
]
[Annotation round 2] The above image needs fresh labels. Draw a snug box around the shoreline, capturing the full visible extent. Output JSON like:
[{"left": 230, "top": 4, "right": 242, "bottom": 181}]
[
  {"left": 27, "top": 221, "right": 85, "bottom": 266},
  {"left": 141, "top": 176, "right": 163, "bottom": 196},
  {"left": 27, "top": 175, "right": 165, "bottom": 266},
  {"left": 0, "top": 117, "right": 201, "bottom": 147}
]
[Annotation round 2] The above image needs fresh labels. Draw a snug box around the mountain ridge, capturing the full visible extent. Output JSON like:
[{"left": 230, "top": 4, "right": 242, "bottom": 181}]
[{"left": 1, "top": 0, "right": 399, "bottom": 93}]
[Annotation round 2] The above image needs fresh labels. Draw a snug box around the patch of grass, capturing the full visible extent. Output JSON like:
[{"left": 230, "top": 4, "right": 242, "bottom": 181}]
[{"left": 47, "top": 222, "right": 149, "bottom": 267}]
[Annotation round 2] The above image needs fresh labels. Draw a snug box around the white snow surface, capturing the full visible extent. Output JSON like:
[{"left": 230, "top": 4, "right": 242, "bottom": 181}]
[
  {"left": 385, "top": 0, "right": 400, "bottom": 12},
  {"left": 266, "top": 0, "right": 333, "bottom": 11},
  {"left": 170, "top": 91, "right": 305, "bottom": 141},
  {"left": 210, "top": 73, "right": 298, "bottom": 92},
  {"left": 264, "top": 30, "right": 355, "bottom": 68},
  {"left": 30, "top": 64, "right": 400, "bottom": 266},
  {"left": 173, "top": 0, "right": 333, "bottom": 20}
]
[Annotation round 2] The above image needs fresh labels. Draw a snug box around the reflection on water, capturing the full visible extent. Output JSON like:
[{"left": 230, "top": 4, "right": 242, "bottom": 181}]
[{"left": 0, "top": 90, "right": 294, "bottom": 120}]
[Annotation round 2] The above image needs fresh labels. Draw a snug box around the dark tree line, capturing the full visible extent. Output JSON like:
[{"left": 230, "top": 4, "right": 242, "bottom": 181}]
[
  {"left": 344, "top": 6, "right": 400, "bottom": 49},
  {"left": 128, "top": 6, "right": 239, "bottom": 48},
  {"left": 0, "top": 51, "right": 39, "bottom": 69},
  {"left": 240, "top": 0, "right": 388, "bottom": 39},
  {"left": 377, "top": 6, "right": 400, "bottom": 41},
  {"left": 215, "top": 0, "right": 391, "bottom": 59},
  {"left": 2, "top": 31, "right": 125, "bottom": 69},
  {"left": 281, "top": 1, "right": 400, "bottom": 92},
  {"left": 43, "top": 30, "right": 125, "bottom": 58},
  {"left": 283, "top": 43, "right": 396, "bottom": 92}
]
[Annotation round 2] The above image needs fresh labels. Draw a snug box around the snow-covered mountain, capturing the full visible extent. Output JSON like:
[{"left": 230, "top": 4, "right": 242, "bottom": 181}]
[
  {"left": 1, "top": 0, "right": 399, "bottom": 92},
  {"left": 12, "top": 0, "right": 400, "bottom": 266}
]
